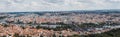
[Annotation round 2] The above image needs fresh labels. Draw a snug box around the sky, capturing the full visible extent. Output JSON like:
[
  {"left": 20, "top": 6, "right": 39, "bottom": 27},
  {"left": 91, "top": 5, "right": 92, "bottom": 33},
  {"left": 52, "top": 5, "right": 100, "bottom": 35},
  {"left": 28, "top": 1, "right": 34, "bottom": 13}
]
[{"left": 0, "top": 0, "right": 120, "bottom": 12}]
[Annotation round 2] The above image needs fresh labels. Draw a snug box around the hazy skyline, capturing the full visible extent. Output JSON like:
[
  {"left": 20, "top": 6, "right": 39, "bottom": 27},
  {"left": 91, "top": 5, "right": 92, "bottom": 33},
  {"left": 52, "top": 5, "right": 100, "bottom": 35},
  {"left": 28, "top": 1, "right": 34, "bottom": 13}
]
[{"left": 0, "top": 0, "right": 120, "bottom": 12}]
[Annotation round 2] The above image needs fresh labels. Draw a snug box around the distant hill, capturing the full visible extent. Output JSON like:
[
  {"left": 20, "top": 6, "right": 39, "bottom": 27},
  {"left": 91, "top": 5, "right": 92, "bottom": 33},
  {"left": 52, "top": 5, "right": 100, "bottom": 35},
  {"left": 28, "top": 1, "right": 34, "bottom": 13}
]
[{"left": 1, "top": 9, "right": 120, "bottom": 14}]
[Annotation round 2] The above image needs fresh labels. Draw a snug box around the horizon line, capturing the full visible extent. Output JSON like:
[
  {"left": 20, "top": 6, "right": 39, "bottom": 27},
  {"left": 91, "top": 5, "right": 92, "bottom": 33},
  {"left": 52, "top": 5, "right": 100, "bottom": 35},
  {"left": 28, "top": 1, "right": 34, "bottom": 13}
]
[{"left": 0, "top": 9, "right": 120, "bottom": 13}]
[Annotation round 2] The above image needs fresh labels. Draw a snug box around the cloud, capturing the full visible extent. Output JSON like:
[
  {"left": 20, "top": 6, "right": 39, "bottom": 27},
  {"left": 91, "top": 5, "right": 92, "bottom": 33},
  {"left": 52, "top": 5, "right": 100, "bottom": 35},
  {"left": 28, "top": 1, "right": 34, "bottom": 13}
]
[
  {"left": 109, "top": 0, "right": 120, "bottom": 2},
  {"left": 0, "top": 0, "right": 120, "bottom": 12}
]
